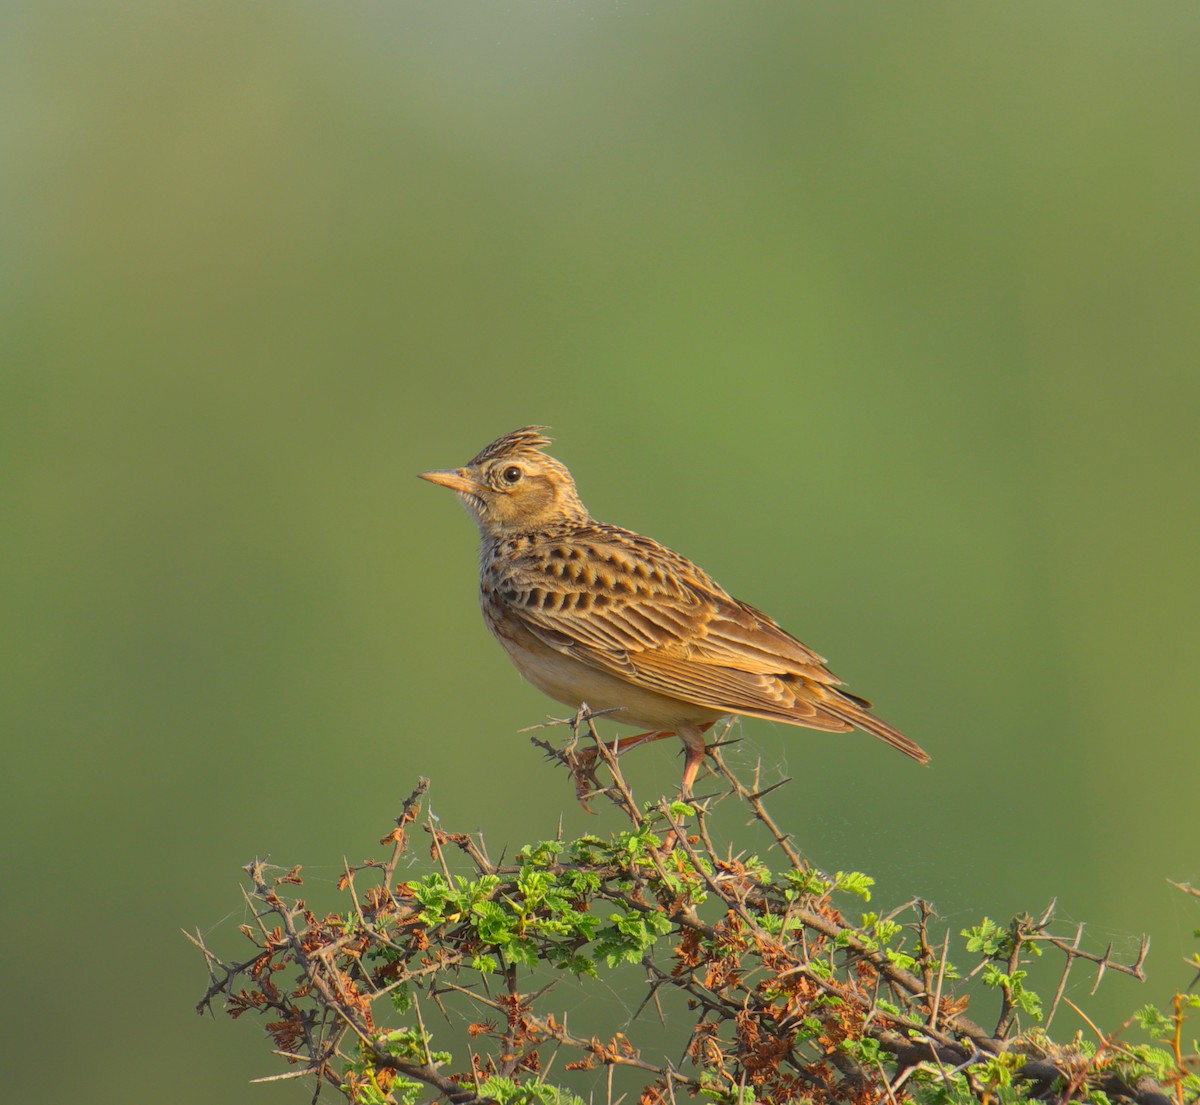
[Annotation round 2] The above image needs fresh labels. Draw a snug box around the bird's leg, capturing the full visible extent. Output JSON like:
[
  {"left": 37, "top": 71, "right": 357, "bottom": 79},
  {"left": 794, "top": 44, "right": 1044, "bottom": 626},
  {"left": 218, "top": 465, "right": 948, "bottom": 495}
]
[
  {"left": 569, "top": 722, "right": 717, "bottom": 808},
  {"left": 571, "top": 729, "right": 677, "bottom": 814},
  {"left": 680, "top": 742, "right": 706, "bottom": 796},
  {"left": 678, "top": 722, "right": 718, "bottom": 796},
  {"left": 595, "top": 721, "right": 717, "bottom": 762},
  {"left": 569, "top": 730, "right": 673, "bottom": 795},
  {"left": 604, "top": 729, "right": 674, "bottom": 756}
]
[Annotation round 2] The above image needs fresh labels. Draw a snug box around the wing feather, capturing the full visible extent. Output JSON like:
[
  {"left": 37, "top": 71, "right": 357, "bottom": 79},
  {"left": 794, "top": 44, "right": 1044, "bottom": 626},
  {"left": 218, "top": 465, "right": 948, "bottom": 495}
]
[
  {"left": 495, "top": 526, "right": 845, "bottom": 722},
  {"left": 484, "top": 523, "right": 927, "bottom": 763}
]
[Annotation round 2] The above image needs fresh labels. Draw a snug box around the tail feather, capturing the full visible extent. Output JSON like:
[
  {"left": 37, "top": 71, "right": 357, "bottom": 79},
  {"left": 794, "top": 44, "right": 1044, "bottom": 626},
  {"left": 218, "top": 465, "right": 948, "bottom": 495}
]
[{"left": 821, "top": 694, "right": 930, "bottom": 764}]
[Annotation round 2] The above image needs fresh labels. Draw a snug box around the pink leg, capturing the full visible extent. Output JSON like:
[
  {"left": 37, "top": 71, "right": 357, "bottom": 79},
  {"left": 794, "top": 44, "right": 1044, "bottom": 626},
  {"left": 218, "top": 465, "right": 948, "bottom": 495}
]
[
  {"left": 567, "top": 730, "right": 676, "bottom": 811},
  {"left": 677, "top": 722, "right": 718, "bottom": 795},
  {"left": 605, "top": 729, "right": 674, "bottom": 756},
  {"left": 570, "top": 723, "right": 717, "bottom": 808},
  {"left": 680, "top": 744, "right": 706, "bottom": 795},
  {"left": 609, "top": 721, "right": 716, "bottom": 767}
]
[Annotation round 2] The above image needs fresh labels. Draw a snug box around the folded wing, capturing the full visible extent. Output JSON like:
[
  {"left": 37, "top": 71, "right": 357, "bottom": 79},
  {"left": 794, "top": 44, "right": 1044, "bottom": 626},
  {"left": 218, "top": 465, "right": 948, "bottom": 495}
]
[{"left": 492, "top": 526, "right": 909, "bottom": 743}]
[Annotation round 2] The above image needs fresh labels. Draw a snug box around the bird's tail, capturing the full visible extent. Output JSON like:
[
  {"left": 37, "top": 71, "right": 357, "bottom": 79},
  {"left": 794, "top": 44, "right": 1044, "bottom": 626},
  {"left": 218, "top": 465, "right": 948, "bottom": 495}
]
[{"left": 823, "top": 691, "right": 930, "bottom": 764}]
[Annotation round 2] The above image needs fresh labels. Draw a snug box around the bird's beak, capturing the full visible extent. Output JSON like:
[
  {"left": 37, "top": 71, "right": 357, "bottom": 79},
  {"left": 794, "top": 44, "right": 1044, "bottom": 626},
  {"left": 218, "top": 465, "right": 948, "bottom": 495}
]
[{"left": 418, "top": 468, "right": 483, "bottom": 495}]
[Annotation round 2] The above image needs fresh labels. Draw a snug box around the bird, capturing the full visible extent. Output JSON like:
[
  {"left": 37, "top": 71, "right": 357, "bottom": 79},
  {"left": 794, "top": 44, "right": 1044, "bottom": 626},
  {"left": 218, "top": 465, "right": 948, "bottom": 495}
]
[{"left": 419, "top": 426, "right": 928, "bottom": 794}]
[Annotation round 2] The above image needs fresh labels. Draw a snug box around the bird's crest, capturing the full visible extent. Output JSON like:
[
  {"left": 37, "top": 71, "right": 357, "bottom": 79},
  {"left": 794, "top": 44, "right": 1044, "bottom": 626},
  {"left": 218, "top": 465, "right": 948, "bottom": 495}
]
[{"left": 470, "top": 426, "right": 554, "bottom": 466}]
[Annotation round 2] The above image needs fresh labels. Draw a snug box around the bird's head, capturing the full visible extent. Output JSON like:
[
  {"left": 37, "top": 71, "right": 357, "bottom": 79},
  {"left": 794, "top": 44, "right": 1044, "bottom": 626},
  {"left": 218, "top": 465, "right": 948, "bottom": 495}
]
[{"left": 419, "top": 426, "right": 591, "bottom": 536}]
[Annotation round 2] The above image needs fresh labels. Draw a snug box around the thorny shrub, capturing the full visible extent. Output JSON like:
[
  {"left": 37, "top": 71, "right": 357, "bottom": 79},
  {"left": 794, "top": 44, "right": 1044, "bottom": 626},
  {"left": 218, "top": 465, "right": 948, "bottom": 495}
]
[{"left": 192, "top": 716, "right": 1200, "bottom": 1105}]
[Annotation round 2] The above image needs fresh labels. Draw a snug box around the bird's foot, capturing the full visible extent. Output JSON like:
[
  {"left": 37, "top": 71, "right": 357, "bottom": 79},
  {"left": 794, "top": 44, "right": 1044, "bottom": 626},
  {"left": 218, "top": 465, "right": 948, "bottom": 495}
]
[
  {"left": 565, "top": 729, "right": 673, "bottom": 812},
  {"left": 564, "top": 745, "right": 606, "bottom": 813}
]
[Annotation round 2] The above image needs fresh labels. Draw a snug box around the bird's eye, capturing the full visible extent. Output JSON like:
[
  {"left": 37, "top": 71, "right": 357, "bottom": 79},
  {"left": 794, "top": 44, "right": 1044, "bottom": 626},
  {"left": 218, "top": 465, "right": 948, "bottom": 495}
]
[{"left": 502, "top": 466, "right": 523, "bottom": 484}]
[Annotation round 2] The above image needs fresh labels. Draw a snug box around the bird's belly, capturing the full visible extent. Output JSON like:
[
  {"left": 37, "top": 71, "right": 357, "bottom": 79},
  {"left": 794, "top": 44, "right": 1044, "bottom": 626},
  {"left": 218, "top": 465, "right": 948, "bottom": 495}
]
[{"left": 491, "top": 621, "right": 721, "bottom": 731}]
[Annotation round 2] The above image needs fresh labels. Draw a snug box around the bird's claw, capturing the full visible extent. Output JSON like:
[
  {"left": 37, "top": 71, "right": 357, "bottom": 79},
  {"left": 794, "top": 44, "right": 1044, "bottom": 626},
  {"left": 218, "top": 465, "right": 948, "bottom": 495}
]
[{"left": 565, "top": 745, "right": 605, "bottom": 813}]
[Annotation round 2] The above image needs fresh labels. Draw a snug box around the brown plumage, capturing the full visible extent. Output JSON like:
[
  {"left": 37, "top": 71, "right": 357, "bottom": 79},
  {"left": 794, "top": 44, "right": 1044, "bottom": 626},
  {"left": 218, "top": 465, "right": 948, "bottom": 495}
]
[{"left": 420, "top": 426, "right": 929, "bottom": 793}]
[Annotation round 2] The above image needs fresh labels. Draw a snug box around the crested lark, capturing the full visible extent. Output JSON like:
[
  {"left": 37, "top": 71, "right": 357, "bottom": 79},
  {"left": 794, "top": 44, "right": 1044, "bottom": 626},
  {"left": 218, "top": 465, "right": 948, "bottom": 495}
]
[{"left": 420, "top": 427, "right": 929, "bottom": 794}]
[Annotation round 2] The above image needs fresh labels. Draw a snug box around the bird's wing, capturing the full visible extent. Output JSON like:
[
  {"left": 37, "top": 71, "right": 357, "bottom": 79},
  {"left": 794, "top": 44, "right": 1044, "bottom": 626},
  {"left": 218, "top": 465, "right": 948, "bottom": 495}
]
[{"left": 492, "top": 526, "right": 847, "bottom": 717}]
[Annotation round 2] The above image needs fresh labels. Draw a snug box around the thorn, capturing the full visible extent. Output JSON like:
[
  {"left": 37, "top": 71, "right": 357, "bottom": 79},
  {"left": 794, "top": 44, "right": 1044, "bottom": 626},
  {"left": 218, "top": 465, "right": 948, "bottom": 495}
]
[
  {"left": 749, "top": 778, "right": 792, "bottom": 800},
  {"left": 518, "top": 715, "right": 577, "bottom": 733},
  {"left": 1090, "top": 945, "right": 1113, "bottom": 995}
]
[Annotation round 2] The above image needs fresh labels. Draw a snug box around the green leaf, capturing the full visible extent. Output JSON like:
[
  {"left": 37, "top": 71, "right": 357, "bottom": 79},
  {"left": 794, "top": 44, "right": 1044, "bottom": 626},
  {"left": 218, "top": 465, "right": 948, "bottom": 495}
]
[
  {"left": 472, "top": 900, "right": 513, "bottom": 945},
  {"left": 841, "top": 1035, "right": 883, "bottom": 1064},
  {"left": 518, "top": 840, "right": 565, "bottom": 866},
  {"left": 475, "top": 1075, "right": 587, "bottom": 1105},
  {"left": 1133, "top": 1004, "right": 1174, "bottom": 1036},
  {"left": 981, "top": 965, "right": 1042, "bottom": 1019},
  {"left": 833, "top": 871, "right": 874, "bottom": 901},
  {"left": 471, "top": 953, "right": 498, "bottom": 975},
  {"left": 962, "top": 917, "right": 1010, "bottom": 957},
  {"left": 503, "top": 937, "right": 540, "bottom": 970},
  {"left": 783, "top": 868, "right": 832, "bottom": 899}
]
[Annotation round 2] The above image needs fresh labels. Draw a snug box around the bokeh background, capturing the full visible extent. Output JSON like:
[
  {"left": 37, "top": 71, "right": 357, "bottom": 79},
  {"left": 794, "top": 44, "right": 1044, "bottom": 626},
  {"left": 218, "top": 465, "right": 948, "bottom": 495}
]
[{"left": 4, "top": 3, "right": 1197, "bottom": 1102}]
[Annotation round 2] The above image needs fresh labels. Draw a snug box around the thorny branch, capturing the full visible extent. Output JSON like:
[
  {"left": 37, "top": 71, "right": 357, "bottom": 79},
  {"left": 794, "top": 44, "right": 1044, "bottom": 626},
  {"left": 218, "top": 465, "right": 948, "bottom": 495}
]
[{"left": 192, "top": 715, "right": 1195, "bottom": 1105}]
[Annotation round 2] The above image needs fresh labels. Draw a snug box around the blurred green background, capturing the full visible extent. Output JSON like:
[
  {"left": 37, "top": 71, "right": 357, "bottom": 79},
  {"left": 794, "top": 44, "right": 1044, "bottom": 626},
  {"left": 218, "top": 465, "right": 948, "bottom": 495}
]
[{"left": 3, "top": 2, "right": 1197, "bottom": 1102}]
